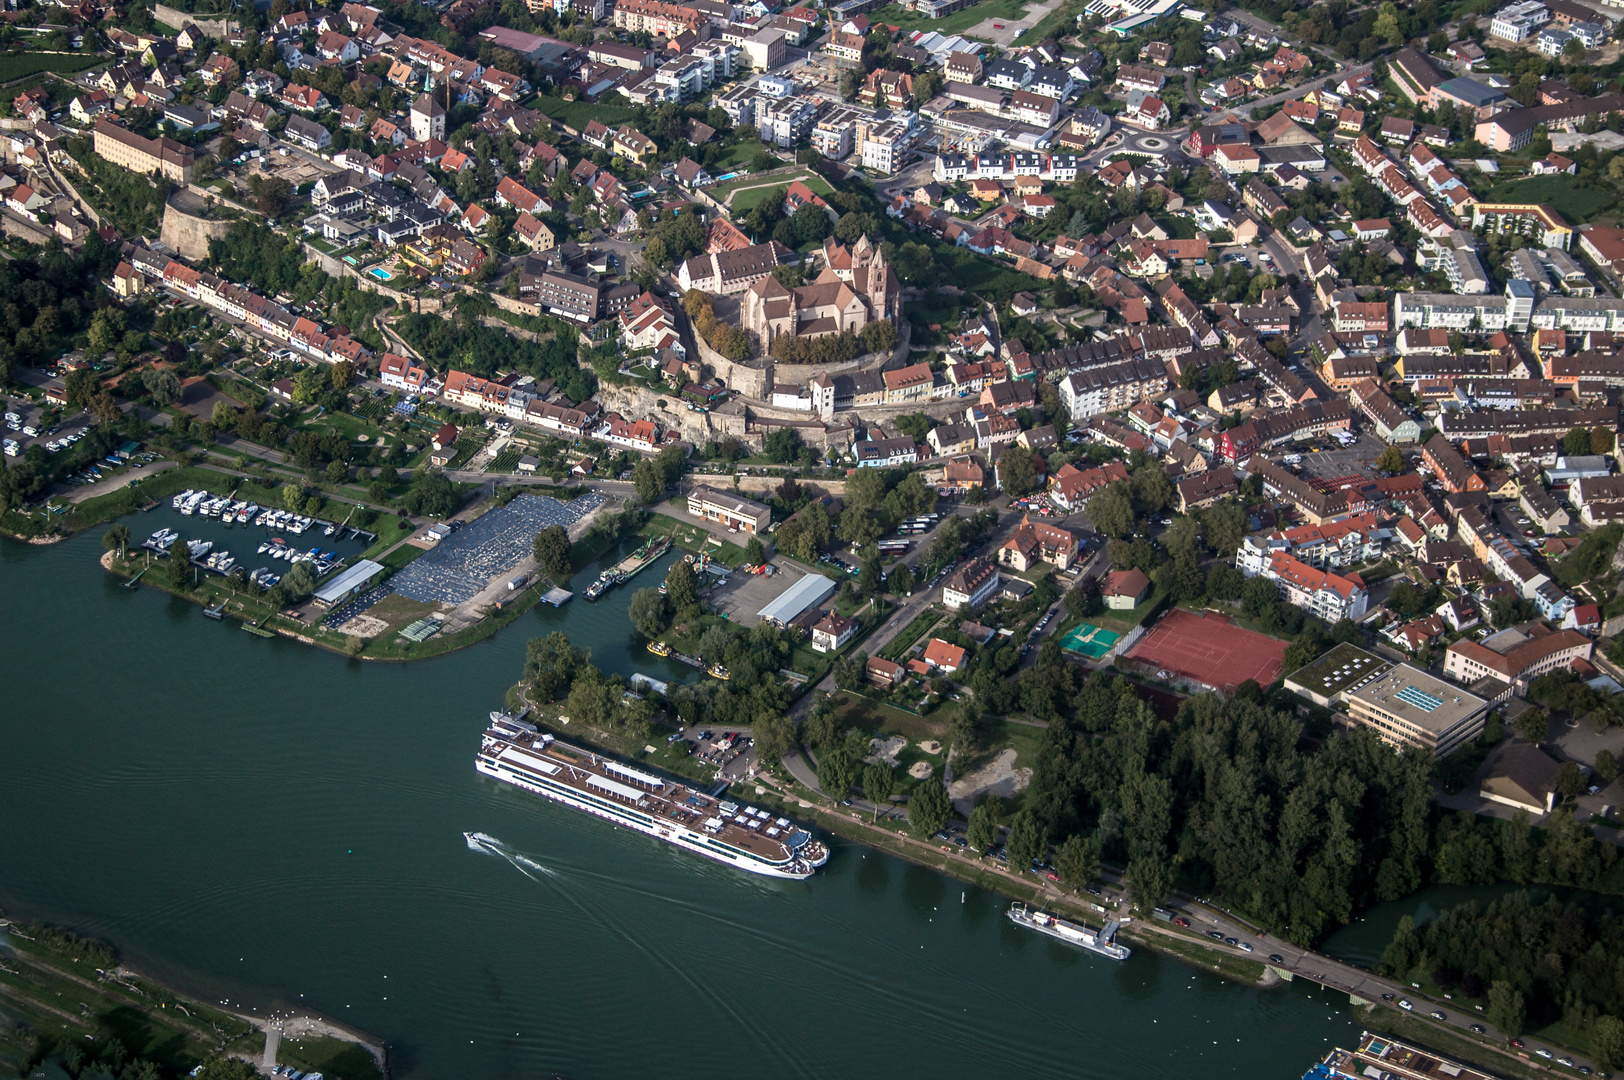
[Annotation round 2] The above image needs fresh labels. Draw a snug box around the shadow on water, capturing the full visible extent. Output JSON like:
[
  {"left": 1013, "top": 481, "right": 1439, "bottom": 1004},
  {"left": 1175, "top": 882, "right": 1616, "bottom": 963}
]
[
  {"left": 901, "top": 862, "right": 947, "bottom": 919},
  {"left": 854, "top": 848, "right": 889, "bottom": 897}
]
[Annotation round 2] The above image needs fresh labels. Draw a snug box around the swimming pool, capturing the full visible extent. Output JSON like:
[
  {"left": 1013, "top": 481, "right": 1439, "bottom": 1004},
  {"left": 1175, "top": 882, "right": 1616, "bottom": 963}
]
[{"left": 369, "top": 268, "right": 393, "bottom": 281}]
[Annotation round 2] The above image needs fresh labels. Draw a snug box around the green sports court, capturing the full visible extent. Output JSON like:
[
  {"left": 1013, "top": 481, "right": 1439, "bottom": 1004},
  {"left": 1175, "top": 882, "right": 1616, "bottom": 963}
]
[{"left": 1059, "top": 622, "right": 1122, "bottom": 659}]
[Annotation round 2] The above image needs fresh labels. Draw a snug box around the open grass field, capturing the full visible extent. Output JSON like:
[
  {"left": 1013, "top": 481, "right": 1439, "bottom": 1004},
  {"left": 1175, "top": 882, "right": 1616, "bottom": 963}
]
[
  {"left": 1486, "top": 174, "right": 1617, "bottom": 222},
  {"left": 533, "top": 94, "right": 638, "bottom": 131},
  {"left": 867, "top": 0, "right": 1035, "bottom": 35},
  {"left": 0, "top": 50, "right": 104, "bottom": 82},
  {"left": 718, "top": 171, "right": 833, "bottom": 213}
]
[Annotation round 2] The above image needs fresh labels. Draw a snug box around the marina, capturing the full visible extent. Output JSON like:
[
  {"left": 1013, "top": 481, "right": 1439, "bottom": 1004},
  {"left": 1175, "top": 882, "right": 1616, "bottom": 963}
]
[
  {"left": 1, "top": 521, "right": 1371, "bottom": 1080},
  {"left": 1006, "top": 903, "right": 1132, "bottom": 961},
  {"left": 476, "top": 712, "right": 828, "bottom": 879}
]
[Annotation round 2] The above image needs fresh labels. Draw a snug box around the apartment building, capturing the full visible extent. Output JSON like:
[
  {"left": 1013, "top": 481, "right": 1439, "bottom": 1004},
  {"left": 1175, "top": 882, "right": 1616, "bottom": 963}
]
[{"left": 1443, "top": 625, "right": 1591, "bottom": 687}]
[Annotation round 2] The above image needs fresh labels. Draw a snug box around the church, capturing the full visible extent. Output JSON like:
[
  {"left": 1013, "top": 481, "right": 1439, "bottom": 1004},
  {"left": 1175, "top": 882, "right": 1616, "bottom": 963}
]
[{"left": 739, "top": 235, "right": 901, "bottom": 350}]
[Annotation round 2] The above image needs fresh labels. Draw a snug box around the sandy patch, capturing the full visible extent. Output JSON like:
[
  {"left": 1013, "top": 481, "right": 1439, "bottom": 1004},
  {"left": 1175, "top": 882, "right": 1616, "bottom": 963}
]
[
  {"left": 918, "top": 740, "right": 943, "bottom": 756},
  {"left": 338, "top": 614, "right": 388, "bottom": 638},
  {"left": 865, "top": 735, "right": 906, "bottom": 766},
  {"left": 908, "top": 761, "right": 934, "bottom": 780},
  {"left": 947, "top": 748, "right": 1033, "bottom": 805}
]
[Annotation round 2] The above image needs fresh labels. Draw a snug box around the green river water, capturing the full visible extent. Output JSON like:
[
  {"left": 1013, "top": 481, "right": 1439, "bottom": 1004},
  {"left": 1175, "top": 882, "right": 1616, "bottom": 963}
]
[{"left": 0, "top": 510, "right": 1367, "bottom": 1079}]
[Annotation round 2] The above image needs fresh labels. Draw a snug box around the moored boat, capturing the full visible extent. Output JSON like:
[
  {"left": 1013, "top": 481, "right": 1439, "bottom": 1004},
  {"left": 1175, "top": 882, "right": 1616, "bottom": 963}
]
[{"left": 476, "top": 715, "right": 827, "bottom": 879}]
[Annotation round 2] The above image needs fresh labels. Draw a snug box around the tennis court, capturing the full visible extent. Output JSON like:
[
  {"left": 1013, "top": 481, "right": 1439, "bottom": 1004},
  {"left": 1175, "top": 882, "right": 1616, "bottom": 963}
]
[
  {"left": 1125, "top": 608, "right": 1287, "bottom": 693},
  {"left": 1059, "top": 622, "right": 1122, "bottom": 659}
]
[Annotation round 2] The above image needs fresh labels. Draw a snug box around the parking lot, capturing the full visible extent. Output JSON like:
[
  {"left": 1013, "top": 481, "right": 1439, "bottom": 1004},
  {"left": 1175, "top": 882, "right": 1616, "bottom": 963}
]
[
  {"left": 668, "top": 724, "right": 757, "bottom": 781},
  {"left": 1292, "top": 434, "right": 1389, "bottom": 480},
  {"left": 707, "top": 559, "right": 819, "bottom": 628}
]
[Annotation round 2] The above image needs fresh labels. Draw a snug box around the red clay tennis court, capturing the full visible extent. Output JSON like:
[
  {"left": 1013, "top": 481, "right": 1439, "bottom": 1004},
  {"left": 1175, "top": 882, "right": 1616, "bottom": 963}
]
[{"left": 1125, "top": 609, "right": 1287, "bottom": 693}]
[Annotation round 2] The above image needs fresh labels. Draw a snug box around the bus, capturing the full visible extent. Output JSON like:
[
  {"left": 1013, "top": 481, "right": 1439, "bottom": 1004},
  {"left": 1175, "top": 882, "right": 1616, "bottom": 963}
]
[{"left": 878, "top": 540, "right": 910, "bottom": 554}]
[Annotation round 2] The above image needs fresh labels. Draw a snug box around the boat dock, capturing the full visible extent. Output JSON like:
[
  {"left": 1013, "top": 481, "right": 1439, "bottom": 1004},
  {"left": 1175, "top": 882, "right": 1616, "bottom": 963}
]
[
  {"left": 203, "top": 603, "right": 227, "bottom": 620},
  {"left": 541, "top": 586, "right": 573, "bottom": 607}
]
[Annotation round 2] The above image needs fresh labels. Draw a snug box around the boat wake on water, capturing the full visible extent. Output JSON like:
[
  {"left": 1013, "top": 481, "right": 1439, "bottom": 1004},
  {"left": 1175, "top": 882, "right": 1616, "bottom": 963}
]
[{"left": 463, "top": 831, "right": 555, "bottom": 877}]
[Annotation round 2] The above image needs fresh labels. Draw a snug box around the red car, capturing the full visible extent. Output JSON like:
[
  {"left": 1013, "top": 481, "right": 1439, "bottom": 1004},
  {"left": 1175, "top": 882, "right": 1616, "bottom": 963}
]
[
  {"left": 1173, "top": 917, "right": 1190, "bottom": 928},
  {"left": 993, "top": 21, "right": 1003, "bottom": 27},
  {"left": 1510, "top": 1040, "right": 1525, "bottom": 1049}
]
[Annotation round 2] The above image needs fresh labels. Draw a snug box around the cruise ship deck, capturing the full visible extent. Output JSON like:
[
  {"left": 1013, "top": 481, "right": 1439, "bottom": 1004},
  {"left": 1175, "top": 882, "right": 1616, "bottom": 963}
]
[{"left": 479, "top": 716, "right": 826, "bottom": 874}]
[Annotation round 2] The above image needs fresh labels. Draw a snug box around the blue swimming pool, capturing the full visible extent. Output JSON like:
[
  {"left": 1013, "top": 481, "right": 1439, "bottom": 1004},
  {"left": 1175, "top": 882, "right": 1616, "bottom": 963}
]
[{"left": 369, "top": 268, "right": 392, "bottom": 281}]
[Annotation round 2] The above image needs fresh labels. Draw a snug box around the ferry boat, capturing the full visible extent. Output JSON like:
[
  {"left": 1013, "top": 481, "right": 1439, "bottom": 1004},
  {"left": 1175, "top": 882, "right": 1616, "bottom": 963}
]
[
  {"left": 1007, "top": 903, "right": 1131, "bottom": 961},
  {"left": 583, "top": 571, "right": 618, "bottom": 601},
  {"left": 476, "top": 714, "right": 828, "bottom": 879},
  {"left": 647, "top": 641, "right": 671, "bottom": 657},
  {"left": 707, "top": 663, "right": 730, "bottom": 681}
]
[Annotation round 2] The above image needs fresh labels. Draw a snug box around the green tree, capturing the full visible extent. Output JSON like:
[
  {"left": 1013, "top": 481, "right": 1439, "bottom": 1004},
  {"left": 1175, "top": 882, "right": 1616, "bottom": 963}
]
[
  {"left": 632, "top": 457, "right": 663, "bottom": 503},
  {"left": 909, "top": 777, "right": 953, "bottom": 837},
  {"left": 1592, "top": 1016, "right": 1624, "bottom": 1072},
  {"left": 891, "top": 561, "right": 914, "bottom": 596},
  {"left": 863, "top": 760, "right": 896, "bottom": 819},
  {"left": 1515, "top": 710, "right": 1550, "bottom": 744},
  {"left": 283, "top": 560, "right": 316, "bottom": 601},
  {"left": 1379, "top": 915, "right": 1421, "bottom": 976},
  {"left": 744, "top": 535, "right": 766, "bottom": 564},
  {"left": 665, "top": 558, "right": 699, "bottom": 614},
  {"left": 1375, "top": 445, "right": 1405, "bottom": 473},
  {"left": 1593, "top": 427, "right": 1616, "bottom": 455},
  {"left": 1125, "top": 854, "right": 1172, "bottom": 913},
  {"left": 404, "top": 467, "right": 460, "bottom": 518},
  {"left": 1130, "top": 466, "right": 1175, "bottom": 515},
  {"left": 1005, "top": 809, "right": 1044, "bottom": 870},
  {"left": 1595, "top": 749, "right": 1618, "bottom": 783},
  {"left": 140, "top": 366, "right": 182, "bottom": 405},
  {"left": 999, "top": 443, "right": 1040, "bottom": 497},
  {"left": 282, "top": 482, "right": 305, "bottom": 511},
  {"left": 1241, "top": 575, "right": 1281, "bottom": 620},
  {"left": 102, "top": 523, "right": 131, "bottom": 558},
  {"left": 817, "top": 746, "right": 858, "bottom": 801},
  {"left": 1055, "top": 833, "right": 1100, "bottom": 890},
  {"left": 197, "top": 1058, "right": 260, "bottom": 1080},
  {"left": 532, "top": 524, "right": 572, "bottom": 581},
  {"left": 1555, "top": 760, "right": 1586, "bottom": 799},
  {"left": 765, "top": 427, "right": 804, "bottom": 463},
  {"left": 1088, "top": 481, "right": 1135, "bottom": 538},
  {"left": 1564, "top": 426, "right": 1592, "bottom": 457},
  {"left": 967, "top": 802, "right": 1000, "bottom": 852},
  {"left": 1206, "top": 563, "right": 1245, "bottom": 600},
  {"left": 524, "top": 630, "right": 584, "bottom": 701},
  {"left": 1486, "top": 980, "right": 1525, "bottom": 1040},
  {"left": 629, "top": 587, "right": 669, "bottom": 638}
]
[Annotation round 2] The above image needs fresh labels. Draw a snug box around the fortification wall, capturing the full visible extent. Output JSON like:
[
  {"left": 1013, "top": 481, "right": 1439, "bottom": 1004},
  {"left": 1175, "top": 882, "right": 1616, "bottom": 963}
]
[
  {"left": 159, "top": 199, "right": 234, "bottom": 262},
  {"left": 152, "top": 4, "right": 236, "bottom": 36}
]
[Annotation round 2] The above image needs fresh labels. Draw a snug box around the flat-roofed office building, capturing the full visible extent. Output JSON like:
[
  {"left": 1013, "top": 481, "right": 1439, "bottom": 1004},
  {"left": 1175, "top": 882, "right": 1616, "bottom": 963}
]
[{"left": 1346, "top": 663, "right": 1490, "bottom": 757}]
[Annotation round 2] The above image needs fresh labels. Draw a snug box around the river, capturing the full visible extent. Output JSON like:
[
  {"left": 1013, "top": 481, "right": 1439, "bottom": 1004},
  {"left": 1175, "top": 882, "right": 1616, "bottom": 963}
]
[{"left": 0, "top": 517, "right": 1365, "bottom": 1079}]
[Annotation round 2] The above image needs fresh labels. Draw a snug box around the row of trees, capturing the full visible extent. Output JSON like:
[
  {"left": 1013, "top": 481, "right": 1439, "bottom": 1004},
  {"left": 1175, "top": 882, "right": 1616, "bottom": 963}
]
[{"left": 1381, "top": 891, "right": 1624, "bottom": 1067}]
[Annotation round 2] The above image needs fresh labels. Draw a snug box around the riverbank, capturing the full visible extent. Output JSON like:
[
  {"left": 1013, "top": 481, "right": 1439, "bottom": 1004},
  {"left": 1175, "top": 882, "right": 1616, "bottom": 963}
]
[
  {"left": 499, "top": 687, "right": 1272, "bottom": 987},
  {"left": 0, "top": 914, "right": 384, "bottom": 1080}
]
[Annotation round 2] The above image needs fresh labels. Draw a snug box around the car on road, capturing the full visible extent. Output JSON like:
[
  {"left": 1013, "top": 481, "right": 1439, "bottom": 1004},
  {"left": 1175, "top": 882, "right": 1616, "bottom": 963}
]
[
  {"left": 1510, "top": 1040, "right": 1524, "bottom": 1049},
  {"left": 1237, "top": 942, "right": 1254, "bottom": 953},
  {"left": 1430, "top": 1011, "right": 1447, "bottom": 1021},
  {"left": 1536, "top": 1049, "right": 1554, "bottom": 1059},
  {"left": 1173, "top": 917, "right": 1190, "bottom": 928},
  {"left": 1470, "top": 1024, "right": 1485, "bottom": 1034},
  {"left": 1558, "top": 1059, "right": 1576, "bottom": 1069},
  {"left": 1381, "top": 993, "right": 1395, "bottom": 1002},
  {"left": 1399, "top": 1000, "right": 1413, "bottom": 1011},
  {"left": 1224, "top": 936, "right": 1239, "bottom": 947},
  {"left": 1207, "top": 930, "right": 1225, "bottom": 940}
]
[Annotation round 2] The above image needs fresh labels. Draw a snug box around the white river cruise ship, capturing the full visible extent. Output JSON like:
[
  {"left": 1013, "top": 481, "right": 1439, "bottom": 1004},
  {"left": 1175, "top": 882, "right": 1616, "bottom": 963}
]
[{"left": 477, "top": 714, "right": 829, "bottom": 879}]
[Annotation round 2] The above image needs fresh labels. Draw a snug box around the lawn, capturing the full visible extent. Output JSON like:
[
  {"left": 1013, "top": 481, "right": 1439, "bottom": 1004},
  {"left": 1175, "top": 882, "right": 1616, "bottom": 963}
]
[
  {"left": 867, "top": 0, "right": 1037, "bottom": 35},
  {"left": 1486, "top": 173, "right": 1617, "bottom": 223},
  {"left": 0, "top": 50, "right": 105, "bottom": 80},
  {"left": 720, "top": 172, "right": 833, "bottom": 214},
  {"left": 533, "top": 94, "right": 638, "bottom": 131},
  {"left": 359, "top": 515, "right": 417, "bottom": 560},
  {"left": 711, "top": 138, "right": 772, "bottom": 172},
  {"left": 298, "top": 408, "right": 386, "bottom": 443}
]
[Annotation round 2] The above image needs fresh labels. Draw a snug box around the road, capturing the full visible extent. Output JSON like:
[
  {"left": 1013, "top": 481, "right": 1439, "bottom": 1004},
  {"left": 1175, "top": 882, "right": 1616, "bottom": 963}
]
[{"left": 1215, "top": 62, "right": 1374, "bottom": 121}]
